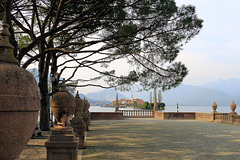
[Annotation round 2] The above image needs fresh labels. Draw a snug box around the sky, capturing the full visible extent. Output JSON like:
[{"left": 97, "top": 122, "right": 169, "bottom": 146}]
[
  {"left": 175, "top": 0, "right": 240, "bottom": 86},
  {"left": 41, "top": 0, "right": 240, "bottom": 95}
]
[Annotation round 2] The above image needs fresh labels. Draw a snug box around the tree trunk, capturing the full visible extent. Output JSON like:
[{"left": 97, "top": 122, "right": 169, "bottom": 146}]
[
  {"left": 39, "top": 81, "right": 50, "bottom": 131},
  {"left": 38, "top": 43, "right": 51, "bottom": 131}
]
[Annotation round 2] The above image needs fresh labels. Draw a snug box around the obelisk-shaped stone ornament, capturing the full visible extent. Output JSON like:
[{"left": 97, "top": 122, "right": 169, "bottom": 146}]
[
  {"left": 115, "top": 92, "right": 119, "bottom": 112},
  {"left": 0, "top": 23, "right": 40, "bottom": 159},
  {"left": 71, "top": 91, "right": 86, "bottom": 148}
]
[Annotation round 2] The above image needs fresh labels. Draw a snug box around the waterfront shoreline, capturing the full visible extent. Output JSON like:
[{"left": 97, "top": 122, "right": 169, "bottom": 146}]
[{"left": 90, "top": 105, "right": 237, "bottom": 113}]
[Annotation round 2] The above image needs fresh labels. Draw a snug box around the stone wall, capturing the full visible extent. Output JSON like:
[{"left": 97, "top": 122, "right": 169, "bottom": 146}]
[
  {"left": 154, "top": 112, "right": 195, "bottom": 120},
  {"left": 154, "top": 112, "right": 164, "bottom": 119},
  {"left": 91, "top": 112, "right": 124, "bottom": 120},
  {"left": 195, "top": 112, "right": 213, "bottom": 121}
]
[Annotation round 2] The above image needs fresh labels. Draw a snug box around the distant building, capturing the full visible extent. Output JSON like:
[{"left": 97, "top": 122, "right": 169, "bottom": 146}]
[
  {"left": 133, "top": 98, "right": 144, "bottom": 105},
  {"left": 112, "top": 94, "right": 144, "bottom": 106}
]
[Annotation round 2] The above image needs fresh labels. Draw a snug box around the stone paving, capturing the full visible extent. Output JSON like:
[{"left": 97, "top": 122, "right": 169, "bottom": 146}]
[
  {"left": 82, "top": 119, "right": 240, "bottom": 160},
  {"left": 20, "top": 118, "right": 240, "bottom": 160}
]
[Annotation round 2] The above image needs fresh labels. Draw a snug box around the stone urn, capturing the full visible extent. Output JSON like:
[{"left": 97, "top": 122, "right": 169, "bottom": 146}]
[
  {"left": 230, "top": 101, "right": 237, "bottom": 115},
  {"left": 71, "top": 92, "right": 86, "bottom": 148},
  {"left": 0, "top": 24, "right": 40, "bottom": 159},
  {"left": 212, "top": 101, "right": 217, "bottom": 113},
  {"left": 51, "top": 79, "right": 76, "bottom": 128}
]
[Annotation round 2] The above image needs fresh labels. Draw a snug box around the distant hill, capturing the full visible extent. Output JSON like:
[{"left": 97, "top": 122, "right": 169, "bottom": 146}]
[
  {"left": 202, "top": 78, "right": 240, "bottom": 97},
  {"left": 29, "top": 67, "right": 240, "bottom": 106},
  {"left": 77, "top": 93, "right": 111, "bottom": 106},
  {"left": 162, "top": 84, "right": 237, "bottom": 106},
  {"left": 119, "top": 84, "right": 239, "bottom": 106},
  {"left": 86, "top": 88, "right": 127, "bottom": 102}
]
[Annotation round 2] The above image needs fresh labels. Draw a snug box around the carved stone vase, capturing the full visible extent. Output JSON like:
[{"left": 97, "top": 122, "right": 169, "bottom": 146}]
[
  {"left": 230, "top": 101, "right": 237, "bottom": 115},
  {"left": 51, "top": 79, "right": 76, "bottom": 128},
  {"left": 0, "top": 24, "right": 40, "bottom": 159}
]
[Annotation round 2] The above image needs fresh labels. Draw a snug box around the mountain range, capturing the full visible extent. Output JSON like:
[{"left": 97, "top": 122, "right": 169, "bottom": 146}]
[
  {"left": 85, "top": 78, "right": 240, "bottom": 106},
  {"left": 28, "top": 68, "right": 240, "bottom": 106},
  {"left": 86, "top": 89, "right": 127, "bottom": 102}
]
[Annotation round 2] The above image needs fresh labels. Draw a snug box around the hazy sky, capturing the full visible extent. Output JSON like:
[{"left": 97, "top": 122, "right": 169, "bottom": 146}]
[
  {"left": 61, "top": 0, "right": 240, "bottom": 94},
  {"left": 175, "top": 0, "right": 240, "bottom": 85}
]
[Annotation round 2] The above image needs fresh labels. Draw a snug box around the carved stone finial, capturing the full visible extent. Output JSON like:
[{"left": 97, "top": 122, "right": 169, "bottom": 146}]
[
  {"left": 0, "top": 23, "right": 19, "bottom": 64},
  {"left": 76, "top": 91, "right": 80, "bottom": 98},
  {"left": 212, "top": 101, "right": 217, "bottom": 113},
  {"left": 230, "top": 101, "right": 237, "bottom": 115}
]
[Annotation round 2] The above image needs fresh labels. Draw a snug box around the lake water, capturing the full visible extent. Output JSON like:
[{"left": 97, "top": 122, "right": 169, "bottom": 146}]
[{"left": 90, "top": 105, "right": 239, "bottom": 113}]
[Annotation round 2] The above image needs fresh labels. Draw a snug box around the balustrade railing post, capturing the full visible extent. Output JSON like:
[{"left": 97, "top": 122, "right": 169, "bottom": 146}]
[
  {"left": 229, "top": 114, "right": 233, "bottom": 124},
  {"left": 211, "top": 112, "right": 215, "bottom": 121}
]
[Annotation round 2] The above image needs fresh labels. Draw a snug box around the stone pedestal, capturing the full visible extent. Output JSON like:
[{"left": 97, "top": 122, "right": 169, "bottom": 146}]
[
  {"left": 71, "top": 117, "right": 86, "bottom": 149},
  {"left": 45, "top": 128, "right": 79, "bottom": 160}
]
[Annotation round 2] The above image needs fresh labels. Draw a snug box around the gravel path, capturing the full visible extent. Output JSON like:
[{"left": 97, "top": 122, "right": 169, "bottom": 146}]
[{"left": 82, "top": 119, "right": 240, "bottom": 160}]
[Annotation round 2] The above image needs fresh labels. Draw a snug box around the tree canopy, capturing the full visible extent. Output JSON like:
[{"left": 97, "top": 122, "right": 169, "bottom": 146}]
[{"left": 4, "top": 0, "right": 202, "bottom": 91}]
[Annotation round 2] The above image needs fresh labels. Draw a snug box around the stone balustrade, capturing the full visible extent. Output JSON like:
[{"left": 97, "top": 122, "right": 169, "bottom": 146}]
[
  {"left": 121, "top": 110, "right": 154, "bottom": 118},
  {"left": 154, "top": 111, "right": 240, "bottom": 125},
  {"left": 214, "top": 113, "right": 230, "bottom": 122}
]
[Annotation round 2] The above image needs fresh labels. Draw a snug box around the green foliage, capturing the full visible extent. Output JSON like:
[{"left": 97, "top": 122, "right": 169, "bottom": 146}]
[
  {"left": 133, "top": 101, "right": 137, "bottom": 109},
  {"left": 18, "top": 35, "right": 31, "bottom": 49},
  {"left": 158, "top": 102, "right": 165, "bottom": 110},
  {"left": 142, "top": 102, "right": 148, "bottom": 109},
  {"left": 140, "top": 101, "right": 165, "bottom": 110},
  {"left": 144, "top": 102, "right": 153, "bottom": 110}
]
